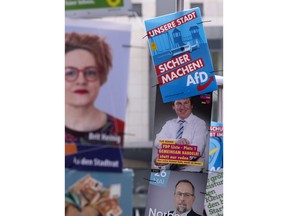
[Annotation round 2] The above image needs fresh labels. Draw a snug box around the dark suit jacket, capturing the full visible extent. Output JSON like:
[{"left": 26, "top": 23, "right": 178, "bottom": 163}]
[{"left": 168, "top": 209, "right": 201, "bottom": 216}]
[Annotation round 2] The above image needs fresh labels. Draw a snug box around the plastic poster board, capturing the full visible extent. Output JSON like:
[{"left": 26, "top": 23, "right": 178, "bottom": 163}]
[
  {"left": 144, "top": 7, "right": 218, "bottom": 103},
  {"left": 65, "top": 168, "right": 133, "bottom": 216},
  {"left": 151, "top": 87, "right": 212, "bottom": 173},
  {"left": 65, "top": 0, "right": 132, "bottom": 18},
  {"left": 65, "top": 19, "right": 131, "bottom": 172},
  {"left": 204, "top": 171, "right": 223, "bottom": 216},
  {"left": 145, "top": 170, "right": 208, "bottom": 216},
  {"left": 209, "top": 121, "right": 223, "bottom": 172},
  {"left": 205, "top": 122, "right": 223, "bottom": 215}
]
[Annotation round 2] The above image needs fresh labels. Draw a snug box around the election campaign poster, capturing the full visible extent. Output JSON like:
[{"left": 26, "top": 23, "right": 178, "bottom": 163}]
[
  {"left": 65, "top": 168, "right": 133, "bottom": 216},
  {"left": 65, "top": 145, "right": 123, "bottom": 172},
  {"left": 65, "top": 18, "right": 131, "bottom": 171},
  {"left": 144, "top": 7, "right": 218, "bottom": 103},
  {"left": 65, "top": 0, "right": 132, "bottom": 18},
  {"left": 204, "top": 171, "right": 223, "bottom": 216},
  {"left": 151, "top": 87, "right": 212, "bottom": 173},
  {"left": 145, "top": 170, "right": 208, "bottom": 216},
  {"left": 209, "top": 121, "right": 223, "bottom": 172},
  {"left": 204, "top": 121, "right": 223, "bottom": 215},
  {"left": 204, "top": 122, "right": 223, "bottom": 215}
]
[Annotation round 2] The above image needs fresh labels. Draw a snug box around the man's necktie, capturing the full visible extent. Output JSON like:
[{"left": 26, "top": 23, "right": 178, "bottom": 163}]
[
  {"left": 170, "top": 120, "right": 185, "bottom": 171},
  {"left": 176, "top": 120, "right": 185, "bottom": 139}
]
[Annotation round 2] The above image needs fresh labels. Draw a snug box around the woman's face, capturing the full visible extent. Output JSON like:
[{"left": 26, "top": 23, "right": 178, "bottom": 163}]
[{"left": 65, "top": 49, "right": 101, "bottom": 108}]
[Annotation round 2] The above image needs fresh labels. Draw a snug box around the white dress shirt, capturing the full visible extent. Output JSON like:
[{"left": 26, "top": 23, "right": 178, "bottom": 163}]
[
  {"left": 154, "top": 113, "right": 208, "bottom": 172},
  {"left": 172, "top": 210, "right": 189, "bottom": 216}
]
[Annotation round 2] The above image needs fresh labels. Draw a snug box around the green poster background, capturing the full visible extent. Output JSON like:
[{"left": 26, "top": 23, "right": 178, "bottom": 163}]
[{"left": 65, "top": 0, "right": 124, "bottom": 10}]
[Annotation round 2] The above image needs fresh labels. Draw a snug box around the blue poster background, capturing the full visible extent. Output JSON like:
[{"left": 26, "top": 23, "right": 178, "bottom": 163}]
[
  {"left": 144, "top": 7, "right": 218, "bottom": 103},
  {"left": 208, "top": 121, "right": 223, "bottom": 171}
]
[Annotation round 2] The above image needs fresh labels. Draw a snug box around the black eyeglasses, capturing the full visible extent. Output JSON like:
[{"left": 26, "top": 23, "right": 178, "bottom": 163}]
[
  {"left": 65, "top": 66, "right": 99, "bottom": 82},
  {"left": 175, "top": 192, "right": 194, "bottom": 198}
]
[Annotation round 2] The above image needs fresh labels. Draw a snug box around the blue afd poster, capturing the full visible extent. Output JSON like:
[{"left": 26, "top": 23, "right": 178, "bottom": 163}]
[{"left": 144, "top": 7, "right": 218, "bottom": 103}]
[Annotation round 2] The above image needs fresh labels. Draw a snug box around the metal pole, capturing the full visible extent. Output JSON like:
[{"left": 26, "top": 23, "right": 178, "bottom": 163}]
[
  {"left": 215, "top": 75, "right": 223, "bottom": 123},
  {"left": 217, "top": 87, "right": 223, "bottom": 123},
  {"left": 176, "top": 0, "right": 184, "bottom": 12}
]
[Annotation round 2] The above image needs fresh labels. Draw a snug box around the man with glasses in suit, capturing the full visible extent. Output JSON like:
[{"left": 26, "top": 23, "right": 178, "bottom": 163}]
[{"left": 167, "top": 179, "right": 201, "bottom": 216}]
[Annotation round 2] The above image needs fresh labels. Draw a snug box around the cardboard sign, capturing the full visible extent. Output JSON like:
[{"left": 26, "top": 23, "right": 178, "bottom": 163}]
[
  {"left": 65, "top": 19, "right": 131, "bottom": 171},
  {"left": 209, "top": 121, "right": 223, "bottom": 171},
  {"left": 65, "top": 168, "right": 133, "bottom": 216},
  {"left": 151, "top": 87, "right": 212, "bottom": 173},
  {"left": 144, "top": 7, "right": 218, "bottom": 103},
  {"left": 145, "top": 170, "right": 208, "bottom": 216},
  {"left": 65, "top": 0, "right": 132, "bottom": 18}
]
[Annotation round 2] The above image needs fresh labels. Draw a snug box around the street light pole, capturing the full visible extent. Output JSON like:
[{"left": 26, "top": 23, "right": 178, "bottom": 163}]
[{"left": 176, "top": 0, "right": 184, "bottom": 12}]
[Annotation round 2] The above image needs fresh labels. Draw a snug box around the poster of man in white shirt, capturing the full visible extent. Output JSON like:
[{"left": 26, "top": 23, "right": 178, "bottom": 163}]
[{"left": 152, "top": 87, "right": 212, "bottom": 173}]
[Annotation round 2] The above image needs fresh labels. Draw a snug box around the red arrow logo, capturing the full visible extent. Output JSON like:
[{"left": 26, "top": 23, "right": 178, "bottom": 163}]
[{"left": 197, "top": 76, "right": 215, "bottom": 91}]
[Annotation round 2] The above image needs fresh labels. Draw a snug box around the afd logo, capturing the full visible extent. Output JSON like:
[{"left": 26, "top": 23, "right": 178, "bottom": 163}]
[
  {"left": 197, "top": 76, "right": 215, "bottom": 91},
  {"left": 186, "top": 71, "right": 215, "bottom": 91}
]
